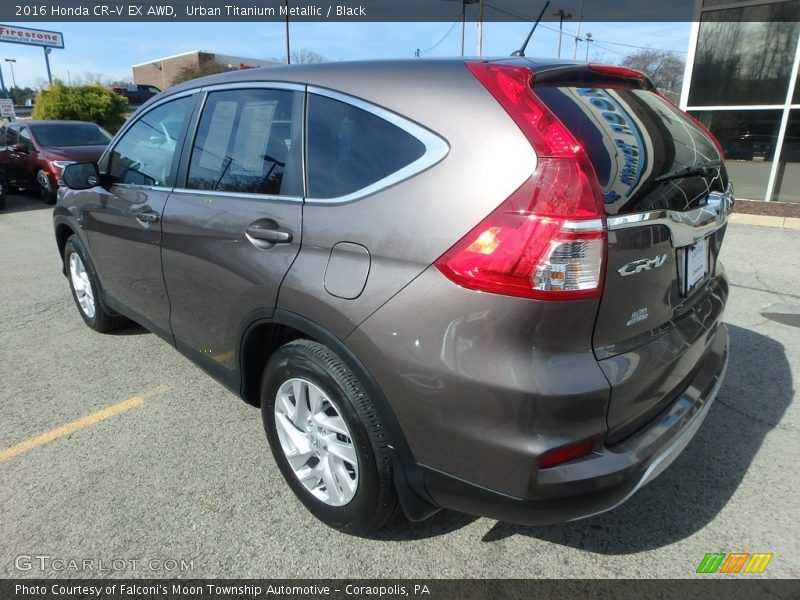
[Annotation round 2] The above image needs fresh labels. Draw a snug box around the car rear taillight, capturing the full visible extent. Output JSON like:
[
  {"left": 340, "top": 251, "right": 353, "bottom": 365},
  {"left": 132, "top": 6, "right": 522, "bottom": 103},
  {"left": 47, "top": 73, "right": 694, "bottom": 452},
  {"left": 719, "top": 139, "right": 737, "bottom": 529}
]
[
  {"left": 434, "top": 63, "right": 606, "bottom": 301},
  {"left": 588, "top": 63, "right": 647, "bottom": 82}
]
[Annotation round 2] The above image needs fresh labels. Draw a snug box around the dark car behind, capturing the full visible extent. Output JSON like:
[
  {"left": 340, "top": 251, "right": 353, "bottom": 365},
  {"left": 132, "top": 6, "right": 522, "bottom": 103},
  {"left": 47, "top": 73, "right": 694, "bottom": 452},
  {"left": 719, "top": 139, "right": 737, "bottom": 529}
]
[{"left": 0, "top": 120, "right": 111, "bottom": 208}]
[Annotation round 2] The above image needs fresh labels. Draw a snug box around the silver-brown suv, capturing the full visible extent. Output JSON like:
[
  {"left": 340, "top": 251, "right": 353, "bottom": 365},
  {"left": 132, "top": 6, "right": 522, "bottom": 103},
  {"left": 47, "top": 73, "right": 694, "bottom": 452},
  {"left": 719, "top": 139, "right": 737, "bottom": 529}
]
[{"left": 54, "top": 58, "right": 732, "bottom": 534}]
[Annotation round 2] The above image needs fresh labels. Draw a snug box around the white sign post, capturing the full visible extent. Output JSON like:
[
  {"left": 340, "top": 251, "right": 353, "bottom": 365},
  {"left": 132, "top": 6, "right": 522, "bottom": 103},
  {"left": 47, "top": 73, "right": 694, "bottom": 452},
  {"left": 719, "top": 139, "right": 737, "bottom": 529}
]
[
  {"left": 0, "top": 98, "right": 16, "bottom": 120},
  {"left": 0, "top": 24, "right": 64, "bottom": 90}
]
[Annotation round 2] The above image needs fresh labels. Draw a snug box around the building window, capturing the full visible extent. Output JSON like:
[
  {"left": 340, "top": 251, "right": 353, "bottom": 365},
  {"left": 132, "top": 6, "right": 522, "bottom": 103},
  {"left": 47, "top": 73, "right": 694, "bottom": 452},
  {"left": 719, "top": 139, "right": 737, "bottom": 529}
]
[
  {"left": 773, "top": 110, "right": 800, "bottom": 203},
  {"left": 688, "top": 3, "right": 800, "bottom": 107}
]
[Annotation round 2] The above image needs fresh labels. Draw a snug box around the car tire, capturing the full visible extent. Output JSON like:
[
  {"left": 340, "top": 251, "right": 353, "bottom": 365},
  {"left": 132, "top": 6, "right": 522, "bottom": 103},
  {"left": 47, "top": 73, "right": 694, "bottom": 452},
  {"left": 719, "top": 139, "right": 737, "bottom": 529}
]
[
  {"left": 261, "top": 339, "right": 399, "bottom": 534},
  {"left": 37, "top": 170, "right": 57, "bottom": 205},
  {"left": 64, "top": 234, "right": 127, "bottom": 332},
  {"left": 0, "top": 173, "right": 6, "bottom": 210}
]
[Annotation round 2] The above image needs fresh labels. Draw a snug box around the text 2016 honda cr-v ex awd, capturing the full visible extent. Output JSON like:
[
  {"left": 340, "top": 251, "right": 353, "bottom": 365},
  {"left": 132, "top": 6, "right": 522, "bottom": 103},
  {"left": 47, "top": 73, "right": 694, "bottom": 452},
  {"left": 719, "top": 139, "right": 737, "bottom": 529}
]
[{"left": 54, "top": 59, "right": 732, "bottom": 534}]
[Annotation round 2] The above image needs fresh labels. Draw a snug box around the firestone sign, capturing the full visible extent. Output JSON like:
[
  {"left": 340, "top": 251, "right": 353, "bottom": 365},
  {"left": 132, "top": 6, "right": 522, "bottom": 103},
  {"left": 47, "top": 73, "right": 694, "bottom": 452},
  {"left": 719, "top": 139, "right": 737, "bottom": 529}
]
[{"left": 0, "top": 24, "right": 64, "bottom": 48}]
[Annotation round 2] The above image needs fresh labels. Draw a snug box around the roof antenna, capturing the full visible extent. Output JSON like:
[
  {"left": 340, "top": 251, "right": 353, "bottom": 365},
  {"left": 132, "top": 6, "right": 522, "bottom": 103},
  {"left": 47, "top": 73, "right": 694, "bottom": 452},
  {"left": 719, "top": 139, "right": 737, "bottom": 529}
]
[{"left": 511, "top": 1, "right": 551, "bottom": 57}]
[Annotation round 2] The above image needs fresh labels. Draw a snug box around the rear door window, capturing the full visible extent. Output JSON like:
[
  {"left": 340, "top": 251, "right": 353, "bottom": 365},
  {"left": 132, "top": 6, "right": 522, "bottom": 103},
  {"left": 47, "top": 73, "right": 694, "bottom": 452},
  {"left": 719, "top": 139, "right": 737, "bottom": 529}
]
[
  {"left": 306, "top": 94, "right": 426, "bottom": 199},
  {"left": 187, "top": 88, "right": 303, "bottom": 197}
]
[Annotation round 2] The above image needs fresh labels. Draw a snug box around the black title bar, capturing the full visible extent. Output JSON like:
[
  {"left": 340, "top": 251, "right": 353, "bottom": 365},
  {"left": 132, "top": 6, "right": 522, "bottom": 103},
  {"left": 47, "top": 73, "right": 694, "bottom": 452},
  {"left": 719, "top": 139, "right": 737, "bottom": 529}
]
[
  {"left": 7, "top": 0, "right": 703, "bottom": 23},
  {"left": 3, "top": 579, "right": 800, "bottom": 600}
]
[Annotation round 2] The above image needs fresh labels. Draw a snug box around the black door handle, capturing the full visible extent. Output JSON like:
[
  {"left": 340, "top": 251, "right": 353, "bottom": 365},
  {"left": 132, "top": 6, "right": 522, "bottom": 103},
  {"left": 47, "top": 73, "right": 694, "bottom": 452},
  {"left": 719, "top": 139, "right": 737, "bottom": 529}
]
[
  {"left": 246, "top": 224, "right": 292, "bottom": 244},
  {"left": 136, "top": 210, "right": 160, "bottom": 225}
]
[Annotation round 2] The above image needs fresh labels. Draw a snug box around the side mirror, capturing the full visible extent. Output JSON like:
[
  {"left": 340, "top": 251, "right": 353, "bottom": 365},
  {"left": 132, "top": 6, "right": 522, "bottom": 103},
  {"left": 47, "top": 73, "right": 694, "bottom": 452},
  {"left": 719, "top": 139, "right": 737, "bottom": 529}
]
[
  {"left": 62, "top": 162, "right": 101, "bottom": 190},
  {"left": 11, "top": 143, "right": 29, "bottom": 154}
]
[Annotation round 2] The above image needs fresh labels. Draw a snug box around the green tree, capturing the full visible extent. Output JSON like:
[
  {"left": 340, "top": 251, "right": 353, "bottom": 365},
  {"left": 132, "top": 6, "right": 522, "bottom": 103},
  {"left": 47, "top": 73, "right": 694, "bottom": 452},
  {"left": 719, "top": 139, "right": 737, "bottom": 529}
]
[
  {"left": 172, "top": 60, "right": 230, "bottom": 85},
  {"left": 32, "top": 83, "right": 129, "bottom": 132},
  {"left": 8, "top": 86, "right": 36, "bottom": 105},
  {"left": 619, "top": 48, "right": 685, "bottom": 102}
]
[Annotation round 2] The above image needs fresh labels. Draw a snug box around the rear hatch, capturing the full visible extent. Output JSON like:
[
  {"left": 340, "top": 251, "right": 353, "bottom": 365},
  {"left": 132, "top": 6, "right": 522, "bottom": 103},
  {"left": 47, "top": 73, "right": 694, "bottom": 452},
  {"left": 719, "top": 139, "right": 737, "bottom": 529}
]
[{"left": 532, "top": 65, "right": 732, "bottom": 443}]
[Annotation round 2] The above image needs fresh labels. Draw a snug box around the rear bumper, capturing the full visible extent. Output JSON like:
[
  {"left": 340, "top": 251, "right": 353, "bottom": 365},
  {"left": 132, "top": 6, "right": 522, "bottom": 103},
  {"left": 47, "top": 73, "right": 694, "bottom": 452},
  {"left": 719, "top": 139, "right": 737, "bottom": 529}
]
[{"left": 420, "top": 322, "right": 729, "bottom": 525}]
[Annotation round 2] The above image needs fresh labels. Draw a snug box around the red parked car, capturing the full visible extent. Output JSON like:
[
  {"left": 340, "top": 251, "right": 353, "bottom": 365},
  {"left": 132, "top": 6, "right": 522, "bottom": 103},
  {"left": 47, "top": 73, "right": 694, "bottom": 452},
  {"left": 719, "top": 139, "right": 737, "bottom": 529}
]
[{"left": 0, "top": 120, "right": 111, "bottom": 208}]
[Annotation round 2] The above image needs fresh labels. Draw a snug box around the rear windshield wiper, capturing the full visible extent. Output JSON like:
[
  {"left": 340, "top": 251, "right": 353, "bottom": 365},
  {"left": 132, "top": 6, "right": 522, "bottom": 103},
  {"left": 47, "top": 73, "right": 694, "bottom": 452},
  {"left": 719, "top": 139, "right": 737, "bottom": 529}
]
[{"left": 654, "top": 159, "right": 722, "bottom": 183}]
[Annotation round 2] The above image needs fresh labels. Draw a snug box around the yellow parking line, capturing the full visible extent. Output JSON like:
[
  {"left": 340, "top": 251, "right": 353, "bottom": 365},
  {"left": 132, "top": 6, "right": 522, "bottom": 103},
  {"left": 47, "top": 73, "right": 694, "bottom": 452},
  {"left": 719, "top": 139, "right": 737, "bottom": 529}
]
[{"left": 0, "top": 384, "right": 169, "bottom": 462}]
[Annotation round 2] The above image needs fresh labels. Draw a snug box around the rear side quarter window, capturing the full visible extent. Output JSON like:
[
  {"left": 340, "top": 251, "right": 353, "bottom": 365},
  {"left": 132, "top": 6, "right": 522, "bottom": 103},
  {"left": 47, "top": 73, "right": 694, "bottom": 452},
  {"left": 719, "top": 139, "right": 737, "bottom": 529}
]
[{"left": 306, "top": 93, "right": 428, "bottom": 200}]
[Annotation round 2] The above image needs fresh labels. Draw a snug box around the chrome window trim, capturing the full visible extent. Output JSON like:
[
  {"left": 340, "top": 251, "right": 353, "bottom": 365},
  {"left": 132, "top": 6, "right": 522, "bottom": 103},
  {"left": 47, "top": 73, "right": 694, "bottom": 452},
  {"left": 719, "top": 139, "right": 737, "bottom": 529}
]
[
  {"left": 607, "top": 184, "right": 735, "bottom": 247},
  {"left": 198, "top": 81, "right": 305, "bottom": 93},
  {"left": 171, "top": 187, "right": 303, "bottom": 203},
  {"left": 102, "top": 89, "right": 201, "bottom": 186},
  {"left": 179, "top": 84, "right": 306, "bottom": 200},
  {"left": 110, "top": 184, "right": 173, "bottom": 193},
  {"left": 108, "top": 88, "right": 202, "bottom": 144},
  {"left": 304, "top": 85, "right": 450, "bottom": 205}
]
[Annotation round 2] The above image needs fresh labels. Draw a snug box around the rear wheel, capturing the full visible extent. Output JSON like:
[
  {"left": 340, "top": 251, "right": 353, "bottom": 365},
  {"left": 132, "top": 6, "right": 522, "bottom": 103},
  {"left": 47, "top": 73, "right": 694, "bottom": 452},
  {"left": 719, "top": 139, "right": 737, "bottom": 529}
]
[
  {"left": 64, "top": 235, "right": 127, "bottom": 332},
  {"left": 261, "top": 339, "right": 398, "bottom": 534}
]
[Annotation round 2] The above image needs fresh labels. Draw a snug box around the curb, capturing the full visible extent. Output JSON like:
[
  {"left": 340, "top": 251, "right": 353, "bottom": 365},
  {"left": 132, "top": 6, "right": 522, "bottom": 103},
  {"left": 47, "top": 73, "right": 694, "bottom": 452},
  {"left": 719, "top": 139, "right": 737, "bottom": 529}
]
[{"left": 729, "top": 214, "right": 800, "bottom": 230}]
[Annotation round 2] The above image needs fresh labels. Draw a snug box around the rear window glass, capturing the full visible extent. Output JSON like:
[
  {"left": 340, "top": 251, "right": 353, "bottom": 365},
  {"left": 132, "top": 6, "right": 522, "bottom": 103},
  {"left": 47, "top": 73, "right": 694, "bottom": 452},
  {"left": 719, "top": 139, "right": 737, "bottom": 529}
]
[
  {"left": 534, "top": 85, "right": 724, "bottom": 215},
  {"left": 31, "top": 123, "right": 112, "bottom": 147},
  {"left": 307, "top": 94, "right": 426, "bottom": 199}
]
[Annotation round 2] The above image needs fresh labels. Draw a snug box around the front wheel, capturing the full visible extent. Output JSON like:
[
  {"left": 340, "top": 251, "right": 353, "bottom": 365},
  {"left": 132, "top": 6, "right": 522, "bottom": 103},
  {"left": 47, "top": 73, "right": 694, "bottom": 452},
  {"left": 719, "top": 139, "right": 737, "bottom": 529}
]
[
  {"left": 261, "top": 340, "right": 398, "bottom": 534},
  {"left": 37, "top": 170, "right": 56, "bottom": 205},
  {"left": 64, "top": 234, "right": 126, "bottom": 332}
]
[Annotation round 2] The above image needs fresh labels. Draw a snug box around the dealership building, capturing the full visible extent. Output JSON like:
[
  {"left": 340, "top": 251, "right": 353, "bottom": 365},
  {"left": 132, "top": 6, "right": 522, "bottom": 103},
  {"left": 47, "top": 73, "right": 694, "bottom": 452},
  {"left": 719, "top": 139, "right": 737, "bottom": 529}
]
[
  {"left": 680, "top": 0, "right": 800, "bottom": 202},
  {"left": 132, "top": 50, "right": 281, "bottom": 90}
]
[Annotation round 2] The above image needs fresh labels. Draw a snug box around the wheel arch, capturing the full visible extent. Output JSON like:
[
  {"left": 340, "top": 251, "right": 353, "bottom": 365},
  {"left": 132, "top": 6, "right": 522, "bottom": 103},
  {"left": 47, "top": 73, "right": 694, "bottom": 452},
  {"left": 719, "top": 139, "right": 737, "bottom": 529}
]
[
  {"left": 238, "top": 308, "right": 440, "bottom": 521},
  {"left": 53, "top": 217, "right": 78, "bottom": 274}
]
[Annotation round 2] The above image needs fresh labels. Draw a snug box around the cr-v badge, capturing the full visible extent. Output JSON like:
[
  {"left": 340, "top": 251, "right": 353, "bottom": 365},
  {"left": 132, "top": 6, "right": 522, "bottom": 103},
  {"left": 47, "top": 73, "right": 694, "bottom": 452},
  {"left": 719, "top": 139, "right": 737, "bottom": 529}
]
[{"left": 618, "top": 253, "right": 668, "bottom": 277}]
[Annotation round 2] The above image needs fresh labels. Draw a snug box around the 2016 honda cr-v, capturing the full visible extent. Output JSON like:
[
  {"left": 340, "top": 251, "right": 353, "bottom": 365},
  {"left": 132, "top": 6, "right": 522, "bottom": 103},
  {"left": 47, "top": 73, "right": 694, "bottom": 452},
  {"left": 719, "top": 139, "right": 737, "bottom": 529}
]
[{"left": 54, "top": 58, "right": 732, "bottom": 534}]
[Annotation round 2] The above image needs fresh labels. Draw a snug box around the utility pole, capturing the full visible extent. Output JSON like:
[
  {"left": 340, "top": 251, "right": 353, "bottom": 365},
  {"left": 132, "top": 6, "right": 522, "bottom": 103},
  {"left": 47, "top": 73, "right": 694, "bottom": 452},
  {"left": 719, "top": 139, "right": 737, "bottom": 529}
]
[
  {"left": 585, "top": 32, "right": 593, "bottom": 61},
  {"left": 572, "top": 0, "right": 584, "bottom": 60},
  {"left": 5, "top": 59, "right": 17, "bottom": 90},
  {"left": 284, "top": 0, "right": 291, "bottom": 64},
  {"left": 476, "top": 0, "right": 484, "bottom": 57},
  {"left": 0, "top": 65, "right": 7, "bottom": 100},
  {"left": 43, "top": 47, "right": 53, "bottom": 84},
  {"left": 462, "top": 0, "right": 480, "bottom": 57},
  {"left": 552, "top": 8, "right": 572, "bottom": 59}
]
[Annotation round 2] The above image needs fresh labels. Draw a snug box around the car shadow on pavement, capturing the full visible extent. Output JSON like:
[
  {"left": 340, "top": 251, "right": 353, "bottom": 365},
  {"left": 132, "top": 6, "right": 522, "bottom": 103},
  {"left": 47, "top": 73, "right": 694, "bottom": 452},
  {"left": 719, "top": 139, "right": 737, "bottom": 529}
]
[
  {"left": 367, "top": 509, "right": 478, "bottom": 541},
  {"left": 480, "top": 324, "right": 794, "bottom": 552},
  {"left": 110, "top": 321, "right": 150, "bottom": 336},
  {"left": 1, "top": 193, "right": 52, "bottom": 214}
]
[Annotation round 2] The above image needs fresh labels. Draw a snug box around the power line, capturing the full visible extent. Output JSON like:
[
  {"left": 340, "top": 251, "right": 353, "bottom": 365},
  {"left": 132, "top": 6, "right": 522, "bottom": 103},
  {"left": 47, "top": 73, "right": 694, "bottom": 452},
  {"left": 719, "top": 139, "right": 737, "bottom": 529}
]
[
  {"left": 590, "top": 41, "right": 629, "bottom": 58},
  {"left": 483, "top": 2, "right": 687, "bottom": 55},
  {"left": 418, "top": 21, "right": 460, "bottom": 55}
]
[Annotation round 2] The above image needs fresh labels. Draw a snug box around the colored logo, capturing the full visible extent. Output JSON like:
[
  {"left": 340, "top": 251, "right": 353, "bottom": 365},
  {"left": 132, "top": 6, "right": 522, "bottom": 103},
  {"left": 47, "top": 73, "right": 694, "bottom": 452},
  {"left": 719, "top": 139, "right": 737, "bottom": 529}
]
[{"left": 696, "top": 552, "right": 773, "bottom": 574}]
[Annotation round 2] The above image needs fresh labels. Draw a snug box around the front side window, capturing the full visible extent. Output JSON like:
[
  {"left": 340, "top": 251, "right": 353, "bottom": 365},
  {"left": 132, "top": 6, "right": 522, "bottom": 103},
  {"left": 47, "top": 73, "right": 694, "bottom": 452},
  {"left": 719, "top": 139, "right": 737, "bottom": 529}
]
[
  {"left": 307, "top": 94, "right": 426, "bottom": 199},
  {"left": 109, "top": 95, "right": 194, "bottom": 187},
  {"left": 187, "top": 88, "right": 302, "bottom": 196}
]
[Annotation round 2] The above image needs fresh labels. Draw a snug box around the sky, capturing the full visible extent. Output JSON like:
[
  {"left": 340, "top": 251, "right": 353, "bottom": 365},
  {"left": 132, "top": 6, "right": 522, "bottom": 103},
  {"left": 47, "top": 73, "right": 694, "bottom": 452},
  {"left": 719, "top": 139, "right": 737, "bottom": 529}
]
[{"left": 3, "top": 20, "right": 691, "bottom": 89}]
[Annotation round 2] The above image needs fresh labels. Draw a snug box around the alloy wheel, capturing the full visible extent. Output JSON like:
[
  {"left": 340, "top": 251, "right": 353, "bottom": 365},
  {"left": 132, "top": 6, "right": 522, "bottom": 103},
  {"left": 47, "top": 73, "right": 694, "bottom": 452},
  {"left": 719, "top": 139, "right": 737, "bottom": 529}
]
[
  {"left": 274, "top": 377, "right": 359, "bottom": 506},
  {"left": 69, "top": 252, "right": 96, "bottom": 319}
]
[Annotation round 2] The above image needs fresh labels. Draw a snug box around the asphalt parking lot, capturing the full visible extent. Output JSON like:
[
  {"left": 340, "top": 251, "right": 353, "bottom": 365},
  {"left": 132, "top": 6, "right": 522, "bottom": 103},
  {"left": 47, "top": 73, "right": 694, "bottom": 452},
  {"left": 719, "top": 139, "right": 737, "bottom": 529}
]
[{"left": 1, "top": 192, "right": 798, "bottom": 579}]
